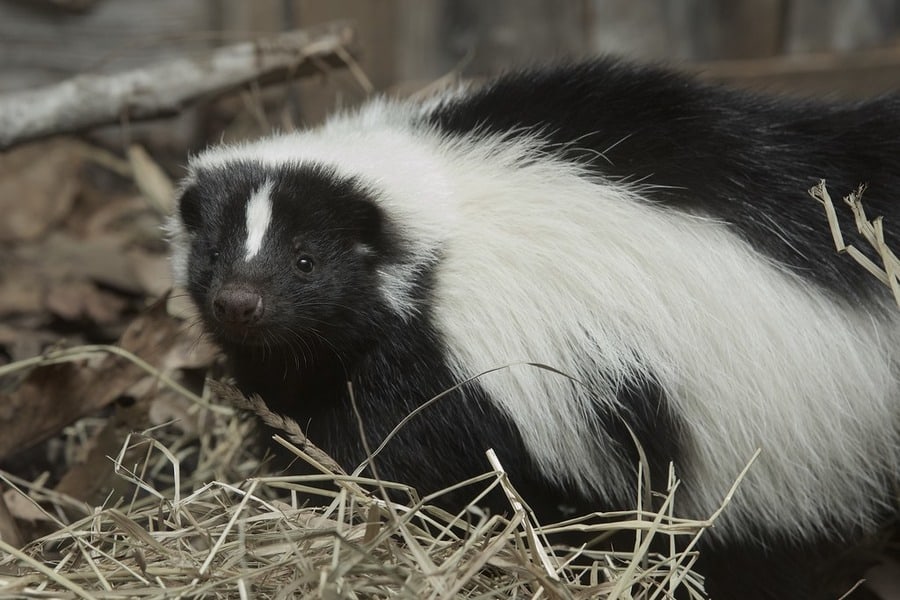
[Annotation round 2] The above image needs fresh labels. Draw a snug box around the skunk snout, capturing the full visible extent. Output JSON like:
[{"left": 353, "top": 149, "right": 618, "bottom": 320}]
[{"left": 212, "top": 284, "right": 264, "bottom": 326}]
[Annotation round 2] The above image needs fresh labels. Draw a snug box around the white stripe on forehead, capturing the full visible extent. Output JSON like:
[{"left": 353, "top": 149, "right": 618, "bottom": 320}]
[{"left": 244, "top": 180, "right": 274, "bottom": 261}]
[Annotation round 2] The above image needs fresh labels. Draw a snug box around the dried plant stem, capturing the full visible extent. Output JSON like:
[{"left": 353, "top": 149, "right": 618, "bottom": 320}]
[{"left": 809, "top": 180, "right": 900, "bottom": 308}]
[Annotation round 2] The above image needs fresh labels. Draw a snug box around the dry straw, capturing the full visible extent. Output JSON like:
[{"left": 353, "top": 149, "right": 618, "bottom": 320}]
[
  {"left": 0, "top": 367, "right": 738, "bottom": 598},
  {"left": 809, "top": 180, "right": 900, "bottom": 308}
]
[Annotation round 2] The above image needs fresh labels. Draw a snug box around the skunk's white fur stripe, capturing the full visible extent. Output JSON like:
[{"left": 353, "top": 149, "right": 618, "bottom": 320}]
[
  {"left": 189, "top": 100, "right": 900, "bottom": 541},
  {"left": 244, "top": 180, "right": 274, "bottom": 261}
]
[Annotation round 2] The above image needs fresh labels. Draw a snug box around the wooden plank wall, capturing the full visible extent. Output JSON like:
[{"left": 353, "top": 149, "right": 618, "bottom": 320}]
[
  {"left": 6, "top": 0, "right": 900, "bottom": 90},
  {"left": 0, "top": 0, "right": 214, "bottom": 92},
  {"left": 3, "top": 0, "right": 900, "bottom": 141}
]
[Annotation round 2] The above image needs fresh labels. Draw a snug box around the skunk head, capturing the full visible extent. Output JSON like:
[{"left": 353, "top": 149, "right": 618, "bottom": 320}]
[{"left": 172, "top": 160, "right": 394, "bottom": 355}]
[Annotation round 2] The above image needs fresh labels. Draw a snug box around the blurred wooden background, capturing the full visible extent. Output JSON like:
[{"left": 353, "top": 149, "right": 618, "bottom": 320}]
[{"left": 3, "top": 0, "right": 900, "bottom": 145}]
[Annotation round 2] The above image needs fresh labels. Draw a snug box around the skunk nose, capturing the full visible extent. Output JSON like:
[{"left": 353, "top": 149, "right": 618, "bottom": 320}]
[{"left": 212, "top": 284, "right": 264, "bottom": 325}]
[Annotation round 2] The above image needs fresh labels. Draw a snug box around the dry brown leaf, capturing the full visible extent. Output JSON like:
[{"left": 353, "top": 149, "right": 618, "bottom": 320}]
[
  {"left": 0, "top": 259, "right": 46, "bottom": 319},
  {"left": 78, "top": 194, "right": 150, "bottom": 237},
  {"left": 0, "top": 324, "right": 61, "bottom": 366},
  {"left": 0, "top": 298, "right": 187, "bottom": 462},
  {"left": 45, "top": 280, "right": 128, "bottom": 324},
  {"left": 127, "top": 249, "right": 174, "bottom": 298},
  {"left": 0, "top": 139, "right": 82, "bottom": 243},
  {"left": 53, "top": 391, "right": 156, "bottom": 505},
  {"left": 1, "top": 488, "right": 51, "bottom": 523},
  {"left": 7, "top": 234, "right": 171, "bottom": 323},
  {"left": 148, "top": 389, "right": 211, "bottom": 433},
  {"left": 166, "top": 292, "right": 200, "bottom": 321},
  {"left": 0, "top": 491, "right": 23, "bottom": 547},
  {"left": 159, "top": 324, "right": 218, "bottom": 373},
  {"left": 128, "top": 144, "right": 176, "bottom": 215},
  {"left": 74, "top": 185, "right": 166, "bottom": 247},
  {"left": 15, "top": 233, "right": 146, "bottom": 296}
]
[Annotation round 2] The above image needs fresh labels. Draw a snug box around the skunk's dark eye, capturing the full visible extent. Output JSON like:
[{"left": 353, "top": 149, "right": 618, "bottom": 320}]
[
  {"left": 210, "top": 249, "right": 220, "bottom": 264},
  {"left": 296, "top": 256, "right": 314, "bottom": 273}
]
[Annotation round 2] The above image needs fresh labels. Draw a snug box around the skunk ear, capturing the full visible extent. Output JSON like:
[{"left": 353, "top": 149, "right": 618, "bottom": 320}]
[
  {"left": 177, "top": 184, "right": 203, "bottom": 233},
  {"left": 350, "top": 196, "right": 388, "bottom": 249}
]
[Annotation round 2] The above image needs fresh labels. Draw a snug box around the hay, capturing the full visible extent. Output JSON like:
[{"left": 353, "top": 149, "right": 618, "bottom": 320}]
[
  {"left": 0, "top": 379, "right": 724, "bottom": 599},
  {"left": 809, "top": 180, "right": 900, "bottom": 308}
]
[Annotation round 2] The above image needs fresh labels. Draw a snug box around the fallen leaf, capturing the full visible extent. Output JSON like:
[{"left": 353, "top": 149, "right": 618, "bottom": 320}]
[
  {"left": 0, "top": 297, "right": 188, "bottom": 462},
  {"left": 127, "top": 249, "right": 173, "bottom": 298},
  {"left": 0, "top": 258, "right": 46, "bottom": 318},
  {"left": 0, "top": 491, "right": 23, "bottom": 547},
  {"left": 128, "top": 144, "right": 175, "bottom": 215},
  {"left": 0, "top": 140, "right": 82, "bottom": 243},
  {"left": 53, "top": 391, "right": 156, "bottom": 505},
  {"left": 45, "top": 280, "right": 128, "bottom": 324},
  {"left": 2, "top": 488, "right": 51, "bottom": 523},
  {"left": 16, "top": 233, "right": 147, "bottom": 296}
]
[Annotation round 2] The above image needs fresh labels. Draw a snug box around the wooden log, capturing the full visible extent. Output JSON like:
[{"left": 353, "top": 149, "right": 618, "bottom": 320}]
[{"left": 0, "top": 22, "right": 357, "bottom": 150}]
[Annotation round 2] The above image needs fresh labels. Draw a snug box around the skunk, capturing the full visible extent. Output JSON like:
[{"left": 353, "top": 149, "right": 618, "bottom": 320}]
[{"left": 169, "top": 59, "right": 900, "bottom": 599}]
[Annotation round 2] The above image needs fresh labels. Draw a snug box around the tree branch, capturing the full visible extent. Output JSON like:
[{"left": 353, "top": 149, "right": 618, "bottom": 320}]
[{"left": 0, "top": 22, "right": 357, "bottom": 150}]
